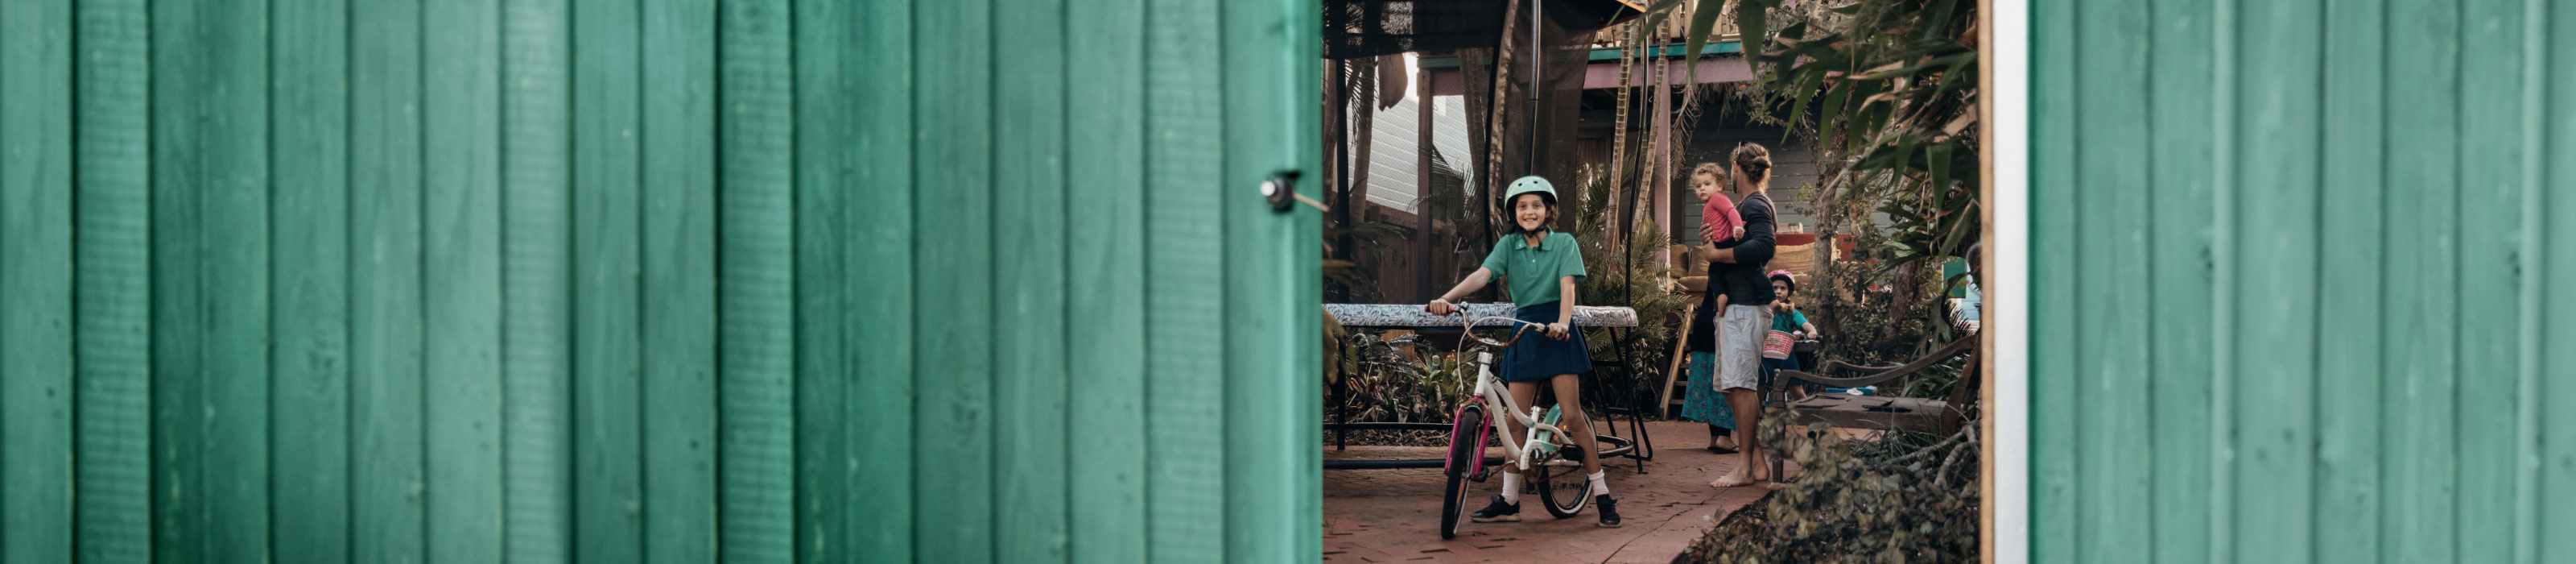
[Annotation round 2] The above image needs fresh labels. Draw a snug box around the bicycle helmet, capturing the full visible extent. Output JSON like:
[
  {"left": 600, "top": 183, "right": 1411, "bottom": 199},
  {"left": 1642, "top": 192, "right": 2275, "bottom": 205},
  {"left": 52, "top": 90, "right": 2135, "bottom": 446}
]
[
  {"left": 1500, "top": 175, "right": 1557, "bottom": 211},
  {"left": 1769, "top": 269, "right": 1797, "bottom": 295}
]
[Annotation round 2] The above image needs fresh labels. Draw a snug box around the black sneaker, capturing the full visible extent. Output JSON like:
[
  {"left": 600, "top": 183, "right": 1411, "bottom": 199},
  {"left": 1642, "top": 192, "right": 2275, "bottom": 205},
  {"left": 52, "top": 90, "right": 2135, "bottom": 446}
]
[
  {"left": 1468, "top": 495, "right": 1521, "bottom": 522},
  {"left": 1594, "top": 495, "right": 1622, "bottom": 528}
]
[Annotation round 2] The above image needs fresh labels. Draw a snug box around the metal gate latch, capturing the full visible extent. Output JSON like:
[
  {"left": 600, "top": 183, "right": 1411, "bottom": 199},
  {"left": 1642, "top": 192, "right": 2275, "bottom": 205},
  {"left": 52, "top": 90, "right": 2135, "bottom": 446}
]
[{"left": 1263, "top": 171, "right": 1326, "bottom": 214}]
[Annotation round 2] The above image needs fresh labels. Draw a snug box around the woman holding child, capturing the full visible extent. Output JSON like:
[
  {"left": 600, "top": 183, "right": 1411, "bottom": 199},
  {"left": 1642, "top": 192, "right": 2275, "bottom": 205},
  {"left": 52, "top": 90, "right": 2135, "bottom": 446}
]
[{"left": 1682, "top": 143, "right": 1782, "bottom": 488}]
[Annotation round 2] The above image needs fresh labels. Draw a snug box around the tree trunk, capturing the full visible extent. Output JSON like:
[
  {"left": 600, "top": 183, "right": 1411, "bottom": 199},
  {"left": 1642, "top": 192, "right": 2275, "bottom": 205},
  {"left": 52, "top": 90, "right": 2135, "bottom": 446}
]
[
  {"left": 1344, "top": 58, "right": 1376, "bottom": 301},
  {"left": 1480, "top": 0, "right": 1521, "bottom": 245},
  {"left": 1323, "top": 60, "right": 1348, "bottom": 301},
  {"left": 1461, "top": 49, "right": 1492, "bottom": 259},
  {"left": 1877, "top": 259, "right": 1922, "bottom": 347}
]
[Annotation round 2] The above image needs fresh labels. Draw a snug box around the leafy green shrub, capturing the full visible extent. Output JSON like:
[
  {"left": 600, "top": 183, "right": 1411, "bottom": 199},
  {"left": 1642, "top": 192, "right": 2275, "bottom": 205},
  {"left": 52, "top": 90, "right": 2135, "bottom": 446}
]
[{"left": 1327, "top": 330, "right": 1483, "bottom": 425}]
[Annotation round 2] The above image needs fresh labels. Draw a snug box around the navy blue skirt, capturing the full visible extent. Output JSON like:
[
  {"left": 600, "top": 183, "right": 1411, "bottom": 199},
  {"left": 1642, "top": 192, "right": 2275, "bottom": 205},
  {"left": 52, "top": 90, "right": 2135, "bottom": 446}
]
[{"left": 1500, "top": 301, "right": 1592, "bottom": 382}]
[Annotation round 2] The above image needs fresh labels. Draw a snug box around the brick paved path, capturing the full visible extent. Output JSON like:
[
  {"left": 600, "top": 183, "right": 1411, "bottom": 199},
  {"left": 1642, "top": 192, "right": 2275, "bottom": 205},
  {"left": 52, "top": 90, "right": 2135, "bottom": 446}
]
[{"left": 1323, "top": 421, "right": 1793, "bottom": 563}]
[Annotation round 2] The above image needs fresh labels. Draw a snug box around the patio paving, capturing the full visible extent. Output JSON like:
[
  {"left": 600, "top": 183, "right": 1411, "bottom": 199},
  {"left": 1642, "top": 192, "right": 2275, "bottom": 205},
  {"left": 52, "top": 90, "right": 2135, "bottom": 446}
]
[{"left": 1323, "top": 420, "right": 1795, "bottom": 564}]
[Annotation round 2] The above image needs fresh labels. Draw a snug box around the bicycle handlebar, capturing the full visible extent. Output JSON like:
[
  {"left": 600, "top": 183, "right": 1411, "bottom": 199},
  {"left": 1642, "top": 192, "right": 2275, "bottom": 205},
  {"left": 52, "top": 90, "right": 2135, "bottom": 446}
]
[{"left": 1421, "top": 309, "right": 1551, "bottom": 350}]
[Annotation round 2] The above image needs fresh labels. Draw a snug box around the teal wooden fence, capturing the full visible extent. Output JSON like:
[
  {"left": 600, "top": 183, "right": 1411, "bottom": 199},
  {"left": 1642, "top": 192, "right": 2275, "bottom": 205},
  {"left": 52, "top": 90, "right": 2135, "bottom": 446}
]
[
  {"left": 2032, "top": 0, "right": 2574, "bottom": 562},
  {"left": 0, "top": 0, "right": 1322, "bottom": 562}
]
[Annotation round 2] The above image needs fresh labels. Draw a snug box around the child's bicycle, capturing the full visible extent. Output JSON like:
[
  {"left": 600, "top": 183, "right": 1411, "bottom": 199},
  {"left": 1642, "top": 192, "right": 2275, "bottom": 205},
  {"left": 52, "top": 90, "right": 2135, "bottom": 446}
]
[{"left": 1431, "top": 312, "right": 1634, "bottom": 539}]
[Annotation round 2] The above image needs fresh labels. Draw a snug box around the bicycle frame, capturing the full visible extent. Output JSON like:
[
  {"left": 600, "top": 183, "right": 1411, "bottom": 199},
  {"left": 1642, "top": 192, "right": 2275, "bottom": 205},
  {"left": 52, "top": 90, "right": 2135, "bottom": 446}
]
[{"left": 1441, "top": 315, "right": 1585, "bottom": 479}]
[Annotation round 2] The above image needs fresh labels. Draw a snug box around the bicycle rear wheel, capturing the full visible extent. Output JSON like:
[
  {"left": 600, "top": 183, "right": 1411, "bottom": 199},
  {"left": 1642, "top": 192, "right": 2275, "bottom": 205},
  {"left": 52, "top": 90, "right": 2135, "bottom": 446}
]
[
  {"left": 1439, "top": 405, "right": 1484, "bottom": 539},
  {"left": 1536, "top": 445, "right": 1591, "bottom": 518}
]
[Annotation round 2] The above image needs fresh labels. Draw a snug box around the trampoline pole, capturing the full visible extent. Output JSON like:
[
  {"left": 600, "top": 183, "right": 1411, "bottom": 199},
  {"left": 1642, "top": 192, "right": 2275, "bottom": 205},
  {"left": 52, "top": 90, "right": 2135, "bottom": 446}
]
[{"left": 1527, "top": 0, "right": 1540, "bottom": 178}]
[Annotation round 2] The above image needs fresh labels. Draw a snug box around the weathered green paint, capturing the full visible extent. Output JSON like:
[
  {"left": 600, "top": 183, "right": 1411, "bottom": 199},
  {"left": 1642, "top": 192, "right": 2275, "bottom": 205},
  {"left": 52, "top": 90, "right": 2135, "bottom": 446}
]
[
  {"left": 349, "top": 0, "right": 429, "bottom": 562},
  {"left": 572, "top": 0, "right": 645, "bottom": 561},
  {"left": 270, "top": 0, "right": 353, "bottom": 562},
  {"left": 2454, "top": 4, "right": 2529, "bottom": 563},
  {"left": 994, "top": 0, "right": 1073, "bottom": 561},
  {"left": 911, "top": 0, "right": 996, "bottom": 559},
  {"left": 717, "top": 0, "right": 795, "bottom": 562},
  {"left": 1224, "top": 1, "right": 1325, "bottom": 562},
  {"left": 1146, "top": 0, "right": 1228, "bottom": 560},
  {"left": 502, "top": 0, "right": 574, "bottom": 562},
  {"left": 150, "top": 1, "right": 273, "bottom": 561},
  {"left": 638, "top": 0, "right": 720, "bottom": 562},
  {"left": 2029, "top": 0, "right": 2079, "bottom": 559},
  {"left": 423, "top": 0, "right": 508, "bottom": 561},
  {"left": 2145, "top": 0, "right": 2218, "bottom": 561},
  {"left": 2, "top": 2, "right": 76, "bottom": 563},
  {"left": 72, "top": 2, "right": 153, "bottom": 562},
  {"left": 2542, "top": 4, "right": 2576, "bottom": 559},
  {"left": 2070, "top": 0, "right": 2151, "bottom": 559},
  {"left": 2035, "top": 0, "right": 2568, "bottom": 562},
  {"left": 2, "top": 1, "right": 1319, "bottom": 562},
  {"left": 2314, "top": 0, "right": 2388, "bottom": 560},
  {"left": 1066, "top": 1, "right": 1151, "bottom": 562}
]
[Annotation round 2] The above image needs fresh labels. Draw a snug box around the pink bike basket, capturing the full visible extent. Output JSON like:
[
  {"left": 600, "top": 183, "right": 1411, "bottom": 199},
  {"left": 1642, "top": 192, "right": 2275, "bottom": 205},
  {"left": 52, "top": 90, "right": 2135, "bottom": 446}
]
[{"left": 1761, "top": 330, "right": 1795, "bottom": 359}]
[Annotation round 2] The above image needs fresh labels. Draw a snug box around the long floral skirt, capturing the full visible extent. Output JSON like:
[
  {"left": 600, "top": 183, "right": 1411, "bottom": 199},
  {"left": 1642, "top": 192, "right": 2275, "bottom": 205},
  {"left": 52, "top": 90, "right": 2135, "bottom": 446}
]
[{"left": 1678, "top": 351, "right": 1736, "bottom": 429}]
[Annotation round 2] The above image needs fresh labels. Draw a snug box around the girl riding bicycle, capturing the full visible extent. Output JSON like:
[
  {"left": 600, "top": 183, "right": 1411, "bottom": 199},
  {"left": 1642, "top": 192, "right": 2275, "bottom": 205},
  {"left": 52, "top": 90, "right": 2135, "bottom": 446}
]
[{"left": 1423, "top": 175, "right": 1622, "bottom": 529}]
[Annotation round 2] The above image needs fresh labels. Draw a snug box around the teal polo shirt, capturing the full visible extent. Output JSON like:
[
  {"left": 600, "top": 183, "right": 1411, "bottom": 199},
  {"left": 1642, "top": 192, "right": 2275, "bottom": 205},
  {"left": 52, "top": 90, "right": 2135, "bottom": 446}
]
[{"left": 1479, "top": 230, "right": 1587, "bottom": 309}]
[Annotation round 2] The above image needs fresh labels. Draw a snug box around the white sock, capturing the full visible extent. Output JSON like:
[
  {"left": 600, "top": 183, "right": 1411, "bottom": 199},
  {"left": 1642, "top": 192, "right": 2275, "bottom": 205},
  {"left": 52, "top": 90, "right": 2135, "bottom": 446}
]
[
  {"left": 1500, "top": 472, "right": 1522, "bottom": 504},
  {"left": 1589, "top": 471, "right": 1610, "bottom": 497}
]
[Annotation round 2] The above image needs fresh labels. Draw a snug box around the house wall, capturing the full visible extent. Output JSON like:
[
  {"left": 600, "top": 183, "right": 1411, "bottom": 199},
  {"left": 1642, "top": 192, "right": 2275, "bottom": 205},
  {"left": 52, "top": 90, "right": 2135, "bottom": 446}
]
[{"left": 1345, "top": 86, "right": 1476, "bottom": 214}]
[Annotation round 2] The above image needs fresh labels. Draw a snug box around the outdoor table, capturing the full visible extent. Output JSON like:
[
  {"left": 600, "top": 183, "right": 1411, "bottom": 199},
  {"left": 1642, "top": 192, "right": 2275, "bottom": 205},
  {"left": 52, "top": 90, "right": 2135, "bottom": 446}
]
[
  {"left": 1324, "top": 303, "right": 1640, "bottom": 330},
  {"left": 1323, "top": 303, "right": 1641, "bottom": 471}
]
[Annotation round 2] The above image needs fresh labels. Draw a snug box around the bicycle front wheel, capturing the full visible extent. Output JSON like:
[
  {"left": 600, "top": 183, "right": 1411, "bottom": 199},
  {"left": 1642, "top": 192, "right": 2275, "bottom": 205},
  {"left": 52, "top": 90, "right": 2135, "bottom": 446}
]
[
  {"left": 1536, "top": 445, "right": 1591, "bottom": 518},
  {"left": 1439, "top": 405, "right": 1484, "bottom": 539}
]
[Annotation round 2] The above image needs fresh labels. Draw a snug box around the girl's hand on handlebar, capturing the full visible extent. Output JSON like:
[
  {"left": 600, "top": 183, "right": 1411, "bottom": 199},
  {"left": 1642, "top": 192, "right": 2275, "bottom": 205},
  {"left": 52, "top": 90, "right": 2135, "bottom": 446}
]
[
  {"left": 1424, "top": 299, "right": 1454, "bottom": 316},
  {"left": 1546, "top": 322, "right": 1569, "bottom": 340}
]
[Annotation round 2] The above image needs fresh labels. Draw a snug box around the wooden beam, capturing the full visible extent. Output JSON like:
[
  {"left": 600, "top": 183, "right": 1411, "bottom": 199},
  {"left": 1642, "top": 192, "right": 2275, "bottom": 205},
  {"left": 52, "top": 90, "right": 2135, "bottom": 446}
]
[{"left": 1423, "top": 55, "right": 1751, "bottom": 96}]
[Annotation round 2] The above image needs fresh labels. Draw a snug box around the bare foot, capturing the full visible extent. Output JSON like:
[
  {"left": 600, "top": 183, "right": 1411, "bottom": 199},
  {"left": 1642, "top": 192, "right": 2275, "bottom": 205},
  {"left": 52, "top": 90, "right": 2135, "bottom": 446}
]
[{"left": 1711, "top": 471, "right": 1758, "bottom": 488}]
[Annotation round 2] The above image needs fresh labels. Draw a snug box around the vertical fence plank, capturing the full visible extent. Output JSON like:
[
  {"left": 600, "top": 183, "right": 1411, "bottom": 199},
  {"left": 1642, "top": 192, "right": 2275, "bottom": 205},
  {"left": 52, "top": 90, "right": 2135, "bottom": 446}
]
[
  {"left": 2145, "top": 0, "right": 2219, "bottom": 561},
  {"left": 2029, "top": 0, "right": 2081, "bottom": 558},
  {"left": 787, "top": 1, "right": 850, "bottom": 560},
  {"left": 1144, "top": 0, "right": 1226, "bottom": 560},
  {"left": 994, "top": 0, "right": 1071, "bottom": 560},
  {"left": 423, "top": 0, "right": 507, "bottom": 559},
  {"left": 572, "top": 0, "right": 645, "bottom": 560},
  {"left": 718, "top": 0, "right": 795, "bottom": 560},
  {"left": 73, "top": 3, "right": 152, "bottom": 562},
  {"left": 501, "top": 0, "right": 573, "bottom": 560},
  {"left": 2314, "top": 0, "right": 2389, "bottom": 560},
  {"left": 792, "top": 0, "right": 896, "bottom": 558},
  {"left": 349, "top": 0, "right": 429, "bottom": 561},
  {"left": 1220, "top": 0, "right": 1320, "bottom": 561},
  {"left": 2228, "top": 1, "right": 2326, "bottom": 561},
  {"left": 2381, "top": 2, "right": 2462, "bottom": 561},
  {"left": 151, "top": 0, "right": 275, "bottom": 558},
  {"left": 911, "top": 0, "right": 995, "bottom": 560},
  {"left": 2454, "top": 1, "right": 2529, "bottom": 561},
  {"left": 204, "top": 0, "right": 276, "bottom": 555},
  {"left": 639, "top": 0, "right": 718, "bottom": 560},
  {"left": 843, "top": 0, "right": 916, "bottom": 558},
  {"left": 2540, "top": 2, "right": 2576, "bottom": 560},
  {"left": 2512, "top": 2, "right": 2553, "bottom": 562},
  {"left": 2071, "top": 0, "right": 2153, "bottom": 558},
  {"left": 0, "top": 0, "right": 76, "bottom": 561},
  {"left": 2204, "top": 1, "right": 2241, "bottom": 556},
  {"left": 270, "top": 0, "right": 353, "bottom": 560},
  {"left": 1065, "top": 0, "right": 1149, "bottom": 560},
  {"left": 148, "top": 1, "right": 209, "bottom": 558}
]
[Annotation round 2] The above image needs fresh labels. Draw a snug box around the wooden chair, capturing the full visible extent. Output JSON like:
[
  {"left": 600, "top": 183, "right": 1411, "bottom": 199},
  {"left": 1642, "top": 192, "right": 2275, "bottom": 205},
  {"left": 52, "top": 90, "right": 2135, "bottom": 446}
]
[{"left": 1774, "top": 334, "right": 1979, "bottom": 434}]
